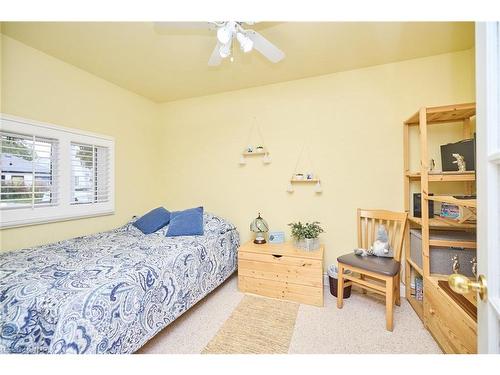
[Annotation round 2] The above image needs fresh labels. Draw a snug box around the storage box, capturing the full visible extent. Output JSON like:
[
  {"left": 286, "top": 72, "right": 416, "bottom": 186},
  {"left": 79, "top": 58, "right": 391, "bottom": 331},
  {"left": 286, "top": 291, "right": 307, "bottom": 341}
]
[{"left": 409, "top": 229, "right": 476, "bottom": 276}]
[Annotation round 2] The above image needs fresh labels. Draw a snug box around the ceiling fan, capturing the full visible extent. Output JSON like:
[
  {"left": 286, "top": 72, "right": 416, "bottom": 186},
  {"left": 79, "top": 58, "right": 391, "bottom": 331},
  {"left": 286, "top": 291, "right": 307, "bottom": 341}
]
[{"left": 153, "top": 21, "right": 285, "bottom": 66}]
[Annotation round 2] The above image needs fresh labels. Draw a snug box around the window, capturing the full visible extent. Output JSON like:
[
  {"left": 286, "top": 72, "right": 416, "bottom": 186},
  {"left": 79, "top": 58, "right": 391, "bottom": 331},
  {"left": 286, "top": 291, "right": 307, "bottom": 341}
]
[
  {"left": 1, "top": 131, "right": 58, "bottom": 210},
  {"left": 71, "top": 143, "right": 110, "bottom": 205},
  {"left": 0, "top": 114, "right": 114, "bottom": 228}
]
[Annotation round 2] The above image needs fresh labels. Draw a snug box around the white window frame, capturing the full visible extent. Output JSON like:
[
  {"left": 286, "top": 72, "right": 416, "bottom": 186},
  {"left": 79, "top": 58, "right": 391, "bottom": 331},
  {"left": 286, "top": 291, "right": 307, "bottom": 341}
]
[{"left": 0, "top": 114, "right": 115, "bottom": 228}]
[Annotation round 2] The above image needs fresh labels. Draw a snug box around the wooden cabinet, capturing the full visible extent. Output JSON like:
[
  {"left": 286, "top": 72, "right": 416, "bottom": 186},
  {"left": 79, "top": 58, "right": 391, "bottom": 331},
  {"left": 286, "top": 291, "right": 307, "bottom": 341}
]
[
  {"left": 423, "top": 277, "right": 477, "bottom": 354},
  {"left": 238, "top": 241, "right": 324, "bottom": 306}
]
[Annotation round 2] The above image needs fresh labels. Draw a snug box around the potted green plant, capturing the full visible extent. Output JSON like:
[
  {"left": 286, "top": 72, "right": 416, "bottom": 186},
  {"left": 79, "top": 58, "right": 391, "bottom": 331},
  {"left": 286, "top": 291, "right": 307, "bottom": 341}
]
[{"left": 288, "top": 221, "right": 324, "bottom": 251}]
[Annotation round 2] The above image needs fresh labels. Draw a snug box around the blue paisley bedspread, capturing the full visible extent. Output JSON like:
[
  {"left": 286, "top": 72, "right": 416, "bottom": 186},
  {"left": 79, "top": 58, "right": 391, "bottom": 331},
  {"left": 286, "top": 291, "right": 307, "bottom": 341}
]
[{"left": 0, "top": 212, "right": 239, "bottom": 354}]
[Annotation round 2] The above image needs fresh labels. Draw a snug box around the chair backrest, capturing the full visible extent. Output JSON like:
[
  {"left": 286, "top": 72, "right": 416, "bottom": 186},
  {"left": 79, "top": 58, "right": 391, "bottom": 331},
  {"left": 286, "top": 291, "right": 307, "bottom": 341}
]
[{"left": 357, "top": 209, "right": 408, "bottom": 262}]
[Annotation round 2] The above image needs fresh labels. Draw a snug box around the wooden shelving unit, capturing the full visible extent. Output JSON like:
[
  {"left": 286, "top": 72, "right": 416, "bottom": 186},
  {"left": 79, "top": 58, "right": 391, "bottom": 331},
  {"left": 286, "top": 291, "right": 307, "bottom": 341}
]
[
  {"left": 403, "top": 103, "right": 478, "bottom": 353},
  {"left": 406, "top": 171, "right": 475, "bottom": 182},
  {"left": 427, "top": 195, "right": 476, "bottom": 208},
  {"left": 408, "top": 216, "right": 476, "bottom": 229}
]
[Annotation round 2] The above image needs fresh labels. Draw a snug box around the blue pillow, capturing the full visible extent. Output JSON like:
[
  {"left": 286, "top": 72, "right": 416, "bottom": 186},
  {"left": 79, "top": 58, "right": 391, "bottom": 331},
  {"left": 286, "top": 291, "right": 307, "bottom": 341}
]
[
  {"left": 166, "top": 207, "right": 204, "bottom": 237},
  {"left": 133, "top": 207, "right": 171, "bottom": 234}
]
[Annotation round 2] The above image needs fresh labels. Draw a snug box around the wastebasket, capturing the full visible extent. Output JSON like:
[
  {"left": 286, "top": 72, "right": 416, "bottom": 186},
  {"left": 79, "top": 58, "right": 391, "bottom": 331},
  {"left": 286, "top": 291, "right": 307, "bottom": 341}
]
[{"left": 327, "top": 264, "right": 352, "bottom": 298}]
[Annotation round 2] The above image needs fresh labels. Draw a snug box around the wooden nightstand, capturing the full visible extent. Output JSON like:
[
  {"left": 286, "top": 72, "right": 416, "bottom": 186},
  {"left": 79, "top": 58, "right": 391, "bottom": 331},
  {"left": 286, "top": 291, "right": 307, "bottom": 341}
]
[{"left": 238, "top": 241, "right": 324, "bottom": 306}]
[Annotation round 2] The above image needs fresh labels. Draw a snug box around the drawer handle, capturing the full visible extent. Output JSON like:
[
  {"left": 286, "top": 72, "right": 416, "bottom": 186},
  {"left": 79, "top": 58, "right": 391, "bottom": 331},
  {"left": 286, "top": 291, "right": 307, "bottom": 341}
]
[{"left": 272, "top": 254, "right": 283, "bottom": 258}]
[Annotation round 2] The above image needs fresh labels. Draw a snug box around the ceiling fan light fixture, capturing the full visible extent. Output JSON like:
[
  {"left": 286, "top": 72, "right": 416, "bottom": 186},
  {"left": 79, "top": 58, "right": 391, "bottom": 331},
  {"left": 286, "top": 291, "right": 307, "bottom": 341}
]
[
  {"left": 217, "top": 24, "right": 232, "bottom": 44},
  {"left": 236, "top": 32, "right": 253, "bottom": 53},
  {"left": 219, "top": 42, "right": 231, "bottom": 58}
]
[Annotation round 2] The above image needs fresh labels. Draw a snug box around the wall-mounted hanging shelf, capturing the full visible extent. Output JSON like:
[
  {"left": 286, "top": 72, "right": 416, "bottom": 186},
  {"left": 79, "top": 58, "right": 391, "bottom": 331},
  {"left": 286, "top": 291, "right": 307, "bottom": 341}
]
[
  {"left": 239, "top": 117, "right": 271, "bottom": 165},
  {"left": 242, "top": 149, "right": 268, "bottom": 156},
  {"left": 287, "top": 144, "right": 322, "bottom": 194},
  {"left": 287, "top": 176, "right": 322, "bottom": 193},
  {"left": 290, "top": 177, "right": 320, "bottom": 183}
]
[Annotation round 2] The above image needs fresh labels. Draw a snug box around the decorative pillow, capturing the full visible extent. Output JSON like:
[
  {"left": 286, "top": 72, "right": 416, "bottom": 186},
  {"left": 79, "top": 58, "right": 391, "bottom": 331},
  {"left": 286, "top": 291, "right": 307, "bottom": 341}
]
[
  {"left": 133, "top": 207, "right": 171, "bottom": 234},
  {"left": 166, "top": 206, "right": 204, "bottom": 237}
]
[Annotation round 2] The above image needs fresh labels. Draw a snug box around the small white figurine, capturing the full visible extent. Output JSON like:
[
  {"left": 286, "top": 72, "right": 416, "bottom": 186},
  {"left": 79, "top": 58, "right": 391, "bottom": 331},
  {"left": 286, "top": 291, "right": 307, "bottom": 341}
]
[
  {"left": 471, "top": 257, "right": 477, "bottom": 278},
  {"left": 452, "top": 153, "right": 466, "bottom": 172},
  {"left": 452, "top": 254, "right": 460, "bottom": 274}
]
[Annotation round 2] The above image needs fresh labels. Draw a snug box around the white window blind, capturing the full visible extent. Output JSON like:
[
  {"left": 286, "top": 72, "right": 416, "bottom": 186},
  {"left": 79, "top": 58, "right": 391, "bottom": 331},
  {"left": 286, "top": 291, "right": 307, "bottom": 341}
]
[
  {"left": 1, "top": 131, "right": 58, "bottom": 209},
  {"left": 1, "top": 114, "right": 115, "bottom": 228},
  {"left": 71, "top": 143, "right": 110, "bottom": 205}
]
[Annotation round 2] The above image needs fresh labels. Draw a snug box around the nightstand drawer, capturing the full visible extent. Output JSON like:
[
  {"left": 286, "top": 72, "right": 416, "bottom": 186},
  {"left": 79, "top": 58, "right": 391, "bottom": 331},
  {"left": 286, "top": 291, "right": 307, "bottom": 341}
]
[
  {"left": 239, "top": 259, "right": 323, "bottom": 287},
  {"left": 239, "top": 275, "right": 323, "bottom": 307}
]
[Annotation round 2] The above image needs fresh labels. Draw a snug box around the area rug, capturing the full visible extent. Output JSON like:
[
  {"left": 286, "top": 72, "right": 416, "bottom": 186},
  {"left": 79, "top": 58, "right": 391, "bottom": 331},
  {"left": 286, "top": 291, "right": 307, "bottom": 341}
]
[{"left": 202, "top": 294, "right": 299, "bottom": 354}]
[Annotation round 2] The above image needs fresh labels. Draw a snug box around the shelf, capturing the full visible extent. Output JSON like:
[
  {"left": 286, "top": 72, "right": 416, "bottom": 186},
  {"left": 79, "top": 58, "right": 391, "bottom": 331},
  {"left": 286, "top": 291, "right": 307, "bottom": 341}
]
[
  {"left": 407, "top": 257, "right": 423, "bottom": 276},
  {"left": 242, "top": 149, "right": 267, "bottom": 156},
  {"left": 290, "top": 178, "right": 319, "bottom": 183},
  {"left": 408, "top": 216, "right": 476, "bottom": 229},
  {"left": 429, "top": 239, "right": 477, "bottom": 249},
  {"left": 404, "top": 102, "right": 476, "bottom": 126},
  {"left": 426, "top": 195, "right": 477, "bottom": 208},
  {"left": 406, "top": 171, "right": 475, "bottom": 182}
]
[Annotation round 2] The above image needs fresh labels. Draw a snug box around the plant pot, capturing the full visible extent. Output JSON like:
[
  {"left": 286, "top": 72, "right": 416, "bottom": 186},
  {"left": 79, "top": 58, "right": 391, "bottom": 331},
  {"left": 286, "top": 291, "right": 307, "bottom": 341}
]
[{"left": 295, "top": 238, "right": 319, "bottom": 251}]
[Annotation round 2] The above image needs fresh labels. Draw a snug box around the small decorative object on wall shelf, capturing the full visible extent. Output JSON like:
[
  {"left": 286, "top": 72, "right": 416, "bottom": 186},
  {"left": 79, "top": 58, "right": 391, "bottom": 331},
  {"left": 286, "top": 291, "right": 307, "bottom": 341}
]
[
  {"left": 287, "top": 144, "right": 322, "bottom": 193},
  {"left": 288, "top": 221, "right": 324, "bottom": 251},
  {"left": 250, "top": 213, "right": 269, "bottom": 244},
  {"left": 239, "top": 117, "right": 271, "bottom": 166}
]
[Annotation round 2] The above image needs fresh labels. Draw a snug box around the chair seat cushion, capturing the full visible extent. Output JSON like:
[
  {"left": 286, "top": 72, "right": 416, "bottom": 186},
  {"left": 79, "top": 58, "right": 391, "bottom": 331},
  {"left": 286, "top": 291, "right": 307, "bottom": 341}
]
[{"left": 337, "top": 253, "right": 400, "bottom": 276}]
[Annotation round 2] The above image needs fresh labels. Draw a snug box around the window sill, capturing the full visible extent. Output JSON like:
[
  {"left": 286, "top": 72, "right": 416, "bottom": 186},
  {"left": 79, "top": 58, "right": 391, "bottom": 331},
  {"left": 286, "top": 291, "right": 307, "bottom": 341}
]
[{"left": 0, "top": 210, "right": 115, "bottom": 230}]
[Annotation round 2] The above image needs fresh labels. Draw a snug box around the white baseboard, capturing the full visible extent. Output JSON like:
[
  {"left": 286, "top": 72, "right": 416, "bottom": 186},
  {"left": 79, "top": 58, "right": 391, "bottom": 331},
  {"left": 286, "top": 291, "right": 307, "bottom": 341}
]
[{"left": 323, "top": 273, "right": 406, "bottom": 297}]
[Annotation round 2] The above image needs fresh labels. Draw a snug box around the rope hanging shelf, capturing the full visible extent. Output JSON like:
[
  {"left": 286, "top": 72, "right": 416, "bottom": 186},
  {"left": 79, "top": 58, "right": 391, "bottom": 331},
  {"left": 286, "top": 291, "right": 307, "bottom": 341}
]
[
  {"left": 287, "top": 143, "right": 322, "bottom": 194},
  {"left": 239, "top": 117, "right": 271, "bottom": 165}
]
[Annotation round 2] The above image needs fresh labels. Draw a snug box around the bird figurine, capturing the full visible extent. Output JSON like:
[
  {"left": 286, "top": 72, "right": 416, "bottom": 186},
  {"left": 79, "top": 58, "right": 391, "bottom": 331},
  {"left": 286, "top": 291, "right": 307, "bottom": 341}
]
[
  {"left": 451, "top": 254, "right": 460, "bottom": 274},
  {"left": 452, "top": 153, "right": 466, "bottom": 172},
  {"left": 471, "top": 257, "right": 477, "bottom": 278}
]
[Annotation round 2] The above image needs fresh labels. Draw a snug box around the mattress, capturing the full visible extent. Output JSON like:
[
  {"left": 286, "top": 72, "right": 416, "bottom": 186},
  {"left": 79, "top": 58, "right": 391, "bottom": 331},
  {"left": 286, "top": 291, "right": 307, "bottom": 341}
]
[{"left": 0, "top": 212, "right": 239, "bottom": 354}]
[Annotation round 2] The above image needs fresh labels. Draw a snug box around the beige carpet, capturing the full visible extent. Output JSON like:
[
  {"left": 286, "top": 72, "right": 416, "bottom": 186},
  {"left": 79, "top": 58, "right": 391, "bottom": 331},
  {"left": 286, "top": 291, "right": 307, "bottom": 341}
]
[
  {"left": 202, "top": 295, "right": 299, "bottom": 354},
  {"left": 138, "top": 274, "right": 441, "bottom": 354}
]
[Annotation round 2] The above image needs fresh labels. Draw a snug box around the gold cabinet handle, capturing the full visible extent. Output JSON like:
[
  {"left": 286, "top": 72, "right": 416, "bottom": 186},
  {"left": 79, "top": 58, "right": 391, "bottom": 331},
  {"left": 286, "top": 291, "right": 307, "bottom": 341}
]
[{"left": 448, "top": 273, "right": 487, "bottom": 301}]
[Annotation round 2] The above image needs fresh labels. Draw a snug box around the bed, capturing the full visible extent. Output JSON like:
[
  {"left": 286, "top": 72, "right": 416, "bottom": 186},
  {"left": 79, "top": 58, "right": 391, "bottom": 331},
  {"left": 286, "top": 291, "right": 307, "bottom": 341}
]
[{"left": 0, "top": 212, "right": 239, "bottom": 354}]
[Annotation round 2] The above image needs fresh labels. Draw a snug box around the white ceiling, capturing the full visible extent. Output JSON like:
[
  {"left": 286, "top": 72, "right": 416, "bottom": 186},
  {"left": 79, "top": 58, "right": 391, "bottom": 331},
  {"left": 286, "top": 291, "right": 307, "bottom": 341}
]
[{"left": 2, "top": 22, "right": 474, "bottom": 102}]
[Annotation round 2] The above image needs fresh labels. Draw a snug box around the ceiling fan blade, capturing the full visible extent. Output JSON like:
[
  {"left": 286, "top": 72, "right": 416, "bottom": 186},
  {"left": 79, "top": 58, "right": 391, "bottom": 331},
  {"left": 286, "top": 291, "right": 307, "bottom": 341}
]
[
  {"left": 246, "top": 30, "right": 285, "bottom": 63},
  {"left": 208, "top": 42, "right": 223, "bottom": 66},
  {"left": 154, "top": 22, "right": 217, "bottom": 34}
]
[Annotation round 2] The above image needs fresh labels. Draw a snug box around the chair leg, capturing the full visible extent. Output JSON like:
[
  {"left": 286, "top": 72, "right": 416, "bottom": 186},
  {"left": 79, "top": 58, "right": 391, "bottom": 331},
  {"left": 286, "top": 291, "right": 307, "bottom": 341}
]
[
  {"left": 395, "top": 273, "right": 401, "bottom": 306},
  {"left": 337, "top": 263, "right": 345, "bottom": 309},
  {"left": 360, "top": 274, "right": 367, "bottom": 294},
  {"left": 385, "top": 277, "right": 394, "bottom": 331}
]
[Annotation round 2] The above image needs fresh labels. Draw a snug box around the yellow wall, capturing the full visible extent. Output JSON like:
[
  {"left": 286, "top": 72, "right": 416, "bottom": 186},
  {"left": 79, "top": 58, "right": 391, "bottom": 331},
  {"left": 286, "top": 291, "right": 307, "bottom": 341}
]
[
  {"left": 0, "top": 32, "right": 475, "bottom": 267},
  {"left": 0, "top": 35, "right": 164, "bottom": 251},
  {"left": 157, "top": 49, "right": 475, "bottom": 268}
]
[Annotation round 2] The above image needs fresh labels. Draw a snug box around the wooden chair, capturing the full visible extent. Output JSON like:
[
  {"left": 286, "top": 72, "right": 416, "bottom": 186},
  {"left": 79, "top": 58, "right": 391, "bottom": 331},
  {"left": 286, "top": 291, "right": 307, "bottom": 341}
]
[{"left": 336, "top": 209, "right": 408, "bottom": 331}]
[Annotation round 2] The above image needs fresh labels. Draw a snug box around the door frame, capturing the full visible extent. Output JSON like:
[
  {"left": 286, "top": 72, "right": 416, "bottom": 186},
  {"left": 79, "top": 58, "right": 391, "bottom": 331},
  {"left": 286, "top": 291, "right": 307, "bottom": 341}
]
[{"left": 476, "top": 21, "right": 500, "bottom": 354}]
